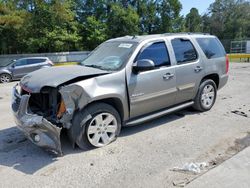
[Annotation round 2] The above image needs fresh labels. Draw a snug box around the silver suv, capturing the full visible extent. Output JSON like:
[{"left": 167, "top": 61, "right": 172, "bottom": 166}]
[
  {"left": 12, "top": 33, "right": 229, "bottom": 155},
  {"left": 0, "top": 57, "right": 53, "bottom": 83}
]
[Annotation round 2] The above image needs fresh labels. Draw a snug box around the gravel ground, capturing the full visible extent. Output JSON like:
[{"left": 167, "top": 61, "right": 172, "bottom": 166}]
[{"left": 0, "top": 63, "right": 249, "bottom": 188}]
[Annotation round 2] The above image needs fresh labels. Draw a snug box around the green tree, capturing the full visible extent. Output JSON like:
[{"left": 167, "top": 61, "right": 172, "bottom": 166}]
[
  {"left": 83, "top": 16, "right": 107, "bottom": 50},
  {"left": 206, "top": 0, "right": 250, "bottom": 39},
  {"left": 25, "top": 0, "right": 81, "bottom": 52},
  {"left": 107, "top": 4, "right": 139, "bottom": 38},
  {"left": 0, "top": 1, "right": 28, "bottom": 54},
  {"left": 0, "top": 0, "right": 203, "bottom": 54},
  {"left": 185, "top": 8, "right": 202, "bottom": 32},
  {"left": 159, "top": 0, "right": 183, "bottom": 33},
  {"left": 136, "top": 0, "right": 160, "bottom": 34}
]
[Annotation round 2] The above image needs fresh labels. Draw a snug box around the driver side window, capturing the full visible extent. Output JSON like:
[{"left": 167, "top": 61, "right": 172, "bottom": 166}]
[{"left": 136, "top": 42, "right": 171, "bottom": 67}]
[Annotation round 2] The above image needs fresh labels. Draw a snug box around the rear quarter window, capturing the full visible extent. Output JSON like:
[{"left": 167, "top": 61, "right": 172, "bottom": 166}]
[
  {"left": 196, "top": 38, "right": 226, "bottom": 59},
  {"left": 27, "top": 58, "right": 46, "bottom": 65}
]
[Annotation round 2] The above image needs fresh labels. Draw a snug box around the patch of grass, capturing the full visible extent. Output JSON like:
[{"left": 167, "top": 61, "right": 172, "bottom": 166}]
[
  {"left": 228, "top": 54, "right": 250, "bottom": 63},
  {"left": 54, "top": 62, "right": 80, "bottom": 66},
  {"left": 229, "top": 58, "right": 250, "bottom": 63}
]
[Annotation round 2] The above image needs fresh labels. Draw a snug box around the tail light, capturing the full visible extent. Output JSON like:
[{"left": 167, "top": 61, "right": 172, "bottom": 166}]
[
  {"left": 47, "top": 60, "right": 54, "bottom": 66},
  {"left": 226, "top": 55, "right": 229, "bottom": 74}
]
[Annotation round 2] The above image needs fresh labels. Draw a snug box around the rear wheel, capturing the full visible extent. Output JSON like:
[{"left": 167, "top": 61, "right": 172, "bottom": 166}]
[
  {"left": 69, "top": 103, "right": 121, "bottom": 150},
  {"left": 0, "top": 73, "right": 12, "bottom": 83},
  {"left": 193, "top": 79, "right": 217, "bottom": 112}
]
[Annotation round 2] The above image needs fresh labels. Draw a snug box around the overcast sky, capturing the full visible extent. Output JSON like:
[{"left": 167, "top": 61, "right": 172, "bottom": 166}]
[{"left": 179, "top": 0, "right": 215, "bottom": 16}]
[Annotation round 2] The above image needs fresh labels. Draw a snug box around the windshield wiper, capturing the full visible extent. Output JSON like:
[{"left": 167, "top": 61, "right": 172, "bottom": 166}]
[{"left": 84, "top": 64, "right": 104, "bottom": 70}]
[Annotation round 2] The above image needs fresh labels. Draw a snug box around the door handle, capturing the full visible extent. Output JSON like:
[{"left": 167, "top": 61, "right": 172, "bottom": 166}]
[
  {"left": 194, "top": 66, "right": 203, "bottom": 72},
  {"left": 163, "top": 73, "right": 174, "bottom": 80}
]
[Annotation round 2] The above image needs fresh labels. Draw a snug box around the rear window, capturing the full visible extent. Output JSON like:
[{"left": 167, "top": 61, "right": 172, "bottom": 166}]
[
  {"left": 196, "top": 38, "right": 226, "bottom": 59},
  {"left": 171, "top": 38, "right": 198, "bottom": 64}
]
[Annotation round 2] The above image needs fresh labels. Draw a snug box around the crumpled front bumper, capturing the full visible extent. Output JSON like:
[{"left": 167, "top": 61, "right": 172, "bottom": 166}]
[{"left": 11, "top": 85, "right": 62, "bottom": 155}]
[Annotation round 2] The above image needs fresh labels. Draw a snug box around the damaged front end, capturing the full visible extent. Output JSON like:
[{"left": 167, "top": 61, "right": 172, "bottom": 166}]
[
  {"left": 12, "top": 85, "right": 62, "bottom": 155},
  {"left": 11, "top": 66, "right": 110, "bottom": 155},
  {"left": 11, "top": 82, "right": 91, "bottom": 156}
]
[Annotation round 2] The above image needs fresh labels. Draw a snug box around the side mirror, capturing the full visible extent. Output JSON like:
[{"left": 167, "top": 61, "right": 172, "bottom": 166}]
[{"left": 133, "top": 59, "right": 155, "bottom": 73}]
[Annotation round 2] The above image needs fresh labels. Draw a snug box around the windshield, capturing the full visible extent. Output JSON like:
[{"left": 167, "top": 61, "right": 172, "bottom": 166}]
[
  {"left": 81, "top": 41, "right": 137, "bottom": 71},
  {"left": 0, "top": 60, "right": 14, "bottom": 67}
]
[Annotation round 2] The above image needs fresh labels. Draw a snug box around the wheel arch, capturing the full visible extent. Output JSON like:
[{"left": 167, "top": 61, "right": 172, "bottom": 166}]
[
  {"left": 68, "top": 99, "right": 123, "bottom": 150},
  {"left": 201, "top": 73, "right": 219, "bottom": 88},
  {"left": 86, "top": 97, "right": 125, "bottom": 122}
]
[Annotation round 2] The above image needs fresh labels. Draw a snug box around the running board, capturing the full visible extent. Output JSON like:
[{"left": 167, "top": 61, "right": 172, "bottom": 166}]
[{"left": 126, "top": 101, "right": 194, "bottom": 126}]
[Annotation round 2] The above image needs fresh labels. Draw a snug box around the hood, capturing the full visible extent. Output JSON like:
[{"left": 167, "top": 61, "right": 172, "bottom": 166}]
[{"left": 20, "top": 65, "right": 108, "bottom": 93}]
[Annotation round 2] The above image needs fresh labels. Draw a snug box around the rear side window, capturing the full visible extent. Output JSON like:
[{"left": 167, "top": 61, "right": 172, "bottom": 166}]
[
  {"left": 171, "top": 38, "right": 198, "bottom": 64},
  {"left": 136, "top": 42, "right": 171, "bottom": 67},
  {"left": 27, "top": 58, "right": 46, "bottom": 65},
  {"left": 196, "top": 38, "right": 226, "bottom": 59}
]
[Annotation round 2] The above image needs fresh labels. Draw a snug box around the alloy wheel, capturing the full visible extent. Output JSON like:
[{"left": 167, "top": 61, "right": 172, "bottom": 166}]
[
  {"left": 201, "top": 84, "right": 215, "bottom": 108},
  {"left": 87, "top": 113, "right": 118, "bottom": 147},
  {"left": 0, "top": 74, "right": 11, "bottom": 83}
]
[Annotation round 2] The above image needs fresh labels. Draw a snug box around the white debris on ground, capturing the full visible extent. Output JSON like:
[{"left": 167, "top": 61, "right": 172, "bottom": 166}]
[{"left": 171, "top": 162, "right": 208, "bottom": 174}]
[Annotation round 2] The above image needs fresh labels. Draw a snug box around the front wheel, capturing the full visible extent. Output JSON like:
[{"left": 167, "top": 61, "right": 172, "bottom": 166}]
[
  {"left": 69, "top": 103, "right": 121, "bottom": 150},
  {"left": 193, "top": 79, "right": 217, "bottom": 112}
]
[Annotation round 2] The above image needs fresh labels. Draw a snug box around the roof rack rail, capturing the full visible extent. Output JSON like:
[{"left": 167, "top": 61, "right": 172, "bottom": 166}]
[{"left": 163, "top": 32, "right": 210, "bottom": 36}]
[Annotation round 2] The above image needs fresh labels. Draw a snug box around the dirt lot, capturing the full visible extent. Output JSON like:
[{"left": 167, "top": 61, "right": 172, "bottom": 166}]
[{"left": 0, "top": 63, "right": 250, "bottom": 188}]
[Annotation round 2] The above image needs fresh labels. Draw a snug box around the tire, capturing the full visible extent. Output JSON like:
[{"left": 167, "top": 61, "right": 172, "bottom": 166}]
[
  {"left": 0, "top": 73, "right": 12, "bottom": 83},
  {"left": 69, "top": 103, "right": 121, "bottom": 150},
  {"left": 193, "top": 79, "right": 217, "bottom": 112}
]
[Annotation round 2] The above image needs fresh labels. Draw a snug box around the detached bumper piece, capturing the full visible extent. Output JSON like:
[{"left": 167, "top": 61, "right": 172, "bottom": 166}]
[{"left": 12, "top": 85, "right": 62, "bottom": 156}]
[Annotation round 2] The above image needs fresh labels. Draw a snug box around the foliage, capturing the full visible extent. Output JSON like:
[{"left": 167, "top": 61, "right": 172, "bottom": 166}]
[
  {"left": 185, "top": 8, "right": 202, "bottom": 32},
  {"left": 107, "top": 4, "right": 139, "bottom": 38},
  {"left": 0, "top": 0, "right": 250, "bottom": 54},
  {"left": 83, "top": 16, "right": 107, "bottom": 50}
]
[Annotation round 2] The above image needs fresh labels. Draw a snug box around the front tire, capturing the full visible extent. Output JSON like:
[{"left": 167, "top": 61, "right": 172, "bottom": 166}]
[
  {"left": 193, "top": 79, "right": 217, "bottom": 112},
  {"left": 69, "top": 103, "right": 121, "bottom": 150},
  {"left": 0, "top": 73, "right": 12, "bottom": 83}
]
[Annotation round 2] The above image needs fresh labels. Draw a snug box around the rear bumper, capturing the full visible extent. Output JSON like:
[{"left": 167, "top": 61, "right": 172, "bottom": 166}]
[
  {"left": 218, "top": 74, "right": 229, "bottom": 90},
  {"left": 11, "top": 85, "right": 62, "bottom": 155}
]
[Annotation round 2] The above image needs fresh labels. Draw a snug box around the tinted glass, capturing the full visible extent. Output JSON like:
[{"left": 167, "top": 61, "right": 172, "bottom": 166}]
[
  {"left": 15, "top": 59, "right": 28, "bottom": 66},
  {"left": 27, "top": 58, "right": 46, "bottom": 65},
  {"left": 136, "top": 42, "right": 170, "bottom": 67},
  {"left": 171, "top": 39, "right": 198, "bottom": 64},
  {"left": 196, "top": 38, "right": 226, "bottom": 59}
]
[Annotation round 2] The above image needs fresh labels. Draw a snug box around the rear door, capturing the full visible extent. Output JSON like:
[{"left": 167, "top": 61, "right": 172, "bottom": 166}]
[
  {"left": 171, "top": 38, "right": 205, "bottom": 103},
  {"left": 27, "top": 58, "right": 47, "bottom": 71},
  {"left": 12, "top": 59, "right": 29, "bottom": 78},
  {"left": 128, "top": 40, "right": 177, "bottom": 118}
]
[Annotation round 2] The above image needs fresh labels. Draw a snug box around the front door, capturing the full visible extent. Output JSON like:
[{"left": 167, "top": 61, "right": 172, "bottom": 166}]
[{"left": 128, "top": 41, "right": 177, "bottom": 118}]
